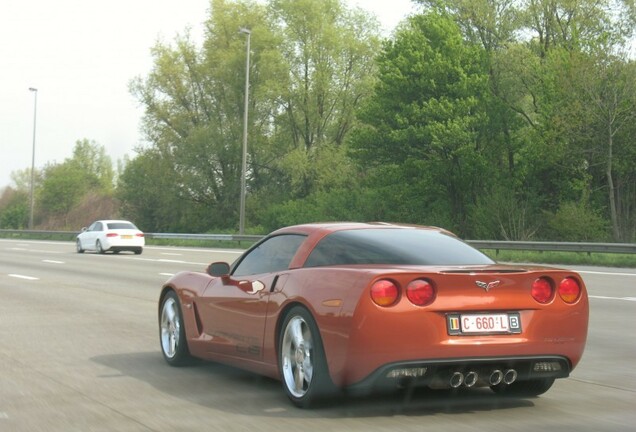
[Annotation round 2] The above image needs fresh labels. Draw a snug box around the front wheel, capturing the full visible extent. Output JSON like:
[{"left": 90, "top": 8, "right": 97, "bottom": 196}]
[
  {"left": 159, "top": 291, "right": 192, "bottom": 366},
  {"left": 491, "top": 377, "right": 555, "bottom": 397},
  {"left": 279, "top": 306, "right": 337, "bottom": 408},
  {"left": 76, "top": 239, "right": 84, "bottom": 253}
]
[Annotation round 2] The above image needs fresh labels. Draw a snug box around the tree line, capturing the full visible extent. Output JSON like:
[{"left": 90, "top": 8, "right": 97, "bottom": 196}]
[{"left": 1, "top": 0, "right": 635, "bottom": 242}]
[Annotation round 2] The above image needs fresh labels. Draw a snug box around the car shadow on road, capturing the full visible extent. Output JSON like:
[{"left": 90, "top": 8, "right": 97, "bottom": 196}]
[{"left": 91, "top": 351, "right": 534, "bottom": 419}]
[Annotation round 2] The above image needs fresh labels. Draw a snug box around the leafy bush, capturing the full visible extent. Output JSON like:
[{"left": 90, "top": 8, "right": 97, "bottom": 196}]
[{"left": 545, "top": 201, "right": 609, "bottom": 241}]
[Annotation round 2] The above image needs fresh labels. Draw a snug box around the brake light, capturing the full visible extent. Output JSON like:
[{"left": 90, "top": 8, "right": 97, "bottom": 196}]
[
  {"left": 559, "top": 277, "right": 581, "bottom": 303},
  {"left": 406, "top": 279, "right": 436, "bottom": 306},
  {"left": 106, "top": 233, "right": 118, "bottom": 238},
  {"left": 531, "top": 277, "right": 553, "bottom": 303},
  {"left": 136, "top": 233, "right": 145, "bottom": 237},
  {"left": 370, "top": 279, "right": 399, "bottom": 307}
]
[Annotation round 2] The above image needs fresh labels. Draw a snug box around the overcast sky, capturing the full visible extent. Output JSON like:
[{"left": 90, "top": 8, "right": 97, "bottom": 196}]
[{"left": 0, "top": 0, "right": 418, "bottom": 190}]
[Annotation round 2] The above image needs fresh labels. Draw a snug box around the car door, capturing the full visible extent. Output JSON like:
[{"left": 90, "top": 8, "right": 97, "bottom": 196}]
[
  {"left": 81, "top": 221, "right": 101, "bottom": 250},
  {"left": 197, "top": 234, "right": 306, "bottom": 360}
]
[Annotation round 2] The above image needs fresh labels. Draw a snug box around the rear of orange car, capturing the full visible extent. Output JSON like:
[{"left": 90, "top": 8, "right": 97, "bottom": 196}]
[{"left": 337, "top": 265, "right": 589, "bottom": 392}]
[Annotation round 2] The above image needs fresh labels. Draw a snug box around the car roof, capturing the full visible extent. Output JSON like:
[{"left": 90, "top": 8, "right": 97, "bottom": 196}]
[
  {"left": 92, "top": 220, "right": 139, "bottom": 227},
  {"left": 272, "top": 222, "right": 450, "bottom": 236}
]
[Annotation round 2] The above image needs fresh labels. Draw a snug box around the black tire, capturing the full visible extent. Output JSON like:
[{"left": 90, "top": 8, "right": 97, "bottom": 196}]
[
  {"left": 278, "top": 306, "right": 337, "bottom": 408},
  {"left": 491, "top": 377, "right": 555, "bottom": 397},
  {"left": 76, "top": 239, "right": 84, "bottom": 254},
  {"left": 96, "top": 240, "right": 105, "bottom": 254},
  {"left": 159, "top": 291, "right": 193, "bottom": 366},
  {"left": 134, "top": 248, "right": 143, "bottom": 255}
]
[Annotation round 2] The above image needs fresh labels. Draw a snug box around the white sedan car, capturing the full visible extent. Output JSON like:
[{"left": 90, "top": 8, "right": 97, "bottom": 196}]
[{"left": 76, "top": 220, "right": 145, "bottom": 254}]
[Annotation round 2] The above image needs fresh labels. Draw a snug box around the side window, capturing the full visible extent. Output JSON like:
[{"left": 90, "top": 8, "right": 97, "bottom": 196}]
[
  {"left": 88, "top": 222, "right": 99, "bottom": 232},
  {"left": 232, "top": 234, "right": 306, "bottom": 277}
]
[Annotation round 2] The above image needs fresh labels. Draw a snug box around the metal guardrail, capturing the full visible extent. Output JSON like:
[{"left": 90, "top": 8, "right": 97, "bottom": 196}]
[
  {"left": 145, "top": 232, "right": 264, "bottom": 242},
  {"left": 0, "top": 229, "right": 263, "bottom": 244},
  {"left": 467, "top": 240, "right": 636, "bottom": 255},
  {"left": 1, "top": 229, "right": 635, "bottom": 254}
]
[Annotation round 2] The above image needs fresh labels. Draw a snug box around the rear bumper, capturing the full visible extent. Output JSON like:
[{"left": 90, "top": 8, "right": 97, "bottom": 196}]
[
  {"left": 347, "top": 355, "right": 570, "bottom": 392},
  {"left": 109, "top": 246, "right": 143, "bottom": 252},
  {"left": 103, "top": 239, "right": 144, "bottom": 251}
]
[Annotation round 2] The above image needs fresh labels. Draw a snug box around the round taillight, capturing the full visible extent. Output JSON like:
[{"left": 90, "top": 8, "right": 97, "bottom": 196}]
[
  {"left": 371, "top": 280, "right": 399, "bottom": 307},
  {"left": 531, "top": 277, "right": 554, "bottom": 304},
  {"left": 559, "top": 277, "right": 581, "bottom": 303},
  {"left": 406, "top": 279, "right": 436, "bottom": 306}
]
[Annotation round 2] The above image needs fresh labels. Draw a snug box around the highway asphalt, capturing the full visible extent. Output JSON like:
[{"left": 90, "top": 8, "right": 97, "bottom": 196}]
[{"left": 0, "top": 239, "right": 634, "bottom": 431}]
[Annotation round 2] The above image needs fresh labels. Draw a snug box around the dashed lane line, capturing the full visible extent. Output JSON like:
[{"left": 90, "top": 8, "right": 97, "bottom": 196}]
[
  {"left": 8, "top": 274, "right": 39, "bottom": 281},
  {"left": 589, "top": 295, "right": 636, "bottom": 302}
]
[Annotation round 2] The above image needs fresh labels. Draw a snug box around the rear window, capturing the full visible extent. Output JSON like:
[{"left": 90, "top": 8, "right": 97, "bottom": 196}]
[
  {"left": 107, "top": 222, "right": 137, "bottom": 230},
  {"left": 304, "top": 229, "right": 494, "bottom": 267}
]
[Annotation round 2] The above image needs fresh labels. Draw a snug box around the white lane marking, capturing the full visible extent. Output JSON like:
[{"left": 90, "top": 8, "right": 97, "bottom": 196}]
[
  {"left": 160, "top": 253, "right": 182, "bottom": 256},
  {"left": 8, "top": 274, "right": 39, "bottom": 281},
  {"left": 159, "top": 273, "right": 175, "bottom": 277},
  {"left": 589, "top": 295, "right": 636, "bottom": 302},
  {"left": 43, "top": 260, "right": 65, "bottom": 264},
  {"left": 263, "top": 407, "right": 287, "bottom": 413},
  {"left": 146, "top": 246, "right": 244, "bottom": 254},
  {"left": 131, "top": 257, "right": 208, "bottom": 266},
  {"left": 579, "top": 271, "right": 636, "bottom": 277},
  {"left": 0, "top": 411, "right": 8, "bottom": 419}
]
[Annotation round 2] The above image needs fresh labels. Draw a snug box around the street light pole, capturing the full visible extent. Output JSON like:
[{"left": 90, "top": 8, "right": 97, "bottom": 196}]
[
  {"left": 239, "top": 28, "right": 251, "bottom": 235},
  {"left": 28, "top": 87, "right": 38, "bottom": 230}
]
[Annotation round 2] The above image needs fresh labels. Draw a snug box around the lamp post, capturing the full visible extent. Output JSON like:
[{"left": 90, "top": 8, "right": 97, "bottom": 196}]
[
  {"left": 28, "top": 87, "right": 38, "bottom": 230},
  {"left": 238, "top": 28, "right": 251, "bottom": 235}
]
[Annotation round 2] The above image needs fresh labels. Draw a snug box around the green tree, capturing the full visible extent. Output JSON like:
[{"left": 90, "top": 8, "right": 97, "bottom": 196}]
[
  {"left": 350, "top": 12, "right": 491, "bottom": 235},
  {"left": 128, "top": 0, "right": 380, "bottom": 231},
  {"left": 130, "top": 0, "right": 286, "bottom": 229},
  {"left": 563, "top": 51, "right": 636, "bottom": 241},
  {"left": 269, "top": 0, "right": 380, "bottom": 197},
  {"left": 117, "top": 149, "right": 195, "bottom": 232},
  {"left": 0, "top": 187, "right": 29, "bottom": 229},
  {"left": 38, "top": 162, "right": 89, "bottom": 219},
  {"left": 71, "top": 138, "right": 115, "bottom": 193},
  {"left": 36, "top": 140, "right": 114, "bottom": 228}
]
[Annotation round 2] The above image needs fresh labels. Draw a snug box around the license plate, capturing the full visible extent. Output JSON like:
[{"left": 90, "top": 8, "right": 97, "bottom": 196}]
[
  {"left": 121, "top": 235, "right": 133, "bottom": 239},
  {"left": 447, "top": 313, "right": 521, "bottom": 335}
]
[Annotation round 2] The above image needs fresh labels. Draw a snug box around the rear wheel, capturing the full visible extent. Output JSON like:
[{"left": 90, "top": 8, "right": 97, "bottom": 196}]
[
  {"left": 279, "top": 306, "right": 337, "bottom": 408},
  {"left": 159, "top": 291, "right": 192, "bottom": 366},
  {"left": 491, "top": 378, "right": 555, "bottom": 397},
  {"left": 134, "top": 248, "right": 143, "bottom": 255},
  {"left": 96, "top": 240, "right": 105, "bottom": 254}
]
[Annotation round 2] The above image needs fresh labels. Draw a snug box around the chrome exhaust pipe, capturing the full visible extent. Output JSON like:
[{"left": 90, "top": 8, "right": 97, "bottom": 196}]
[
  {"left": 449, "top": 371, "right": 464, "bottom": 388},
  {"left": 503, "top": 369, "right": 518, "bottom": 385},
  {"left": 489, "top": 370, "right": 503, "bottom": 386},
  {"left": 464, "top": 371, "right": 478, "bottom": 387}
]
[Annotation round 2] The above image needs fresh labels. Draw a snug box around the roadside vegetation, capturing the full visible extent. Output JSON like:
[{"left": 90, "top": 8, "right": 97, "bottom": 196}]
[{"left": 1, "top": 0, "right": 635, "bottom": 246}]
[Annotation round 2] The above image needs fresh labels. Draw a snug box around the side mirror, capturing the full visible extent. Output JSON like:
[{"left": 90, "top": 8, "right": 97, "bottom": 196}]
[
  {"left": 81, "top": 227, "right": 88, "bottom": 232},
  {"left": 207, "top": 262, "right": 230, "bottom": 277}
]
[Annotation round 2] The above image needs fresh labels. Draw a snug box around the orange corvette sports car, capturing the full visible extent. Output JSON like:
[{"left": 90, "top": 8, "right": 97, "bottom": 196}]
[{"left": 158, "top": 223, "right": 589, "bottom": 407}]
